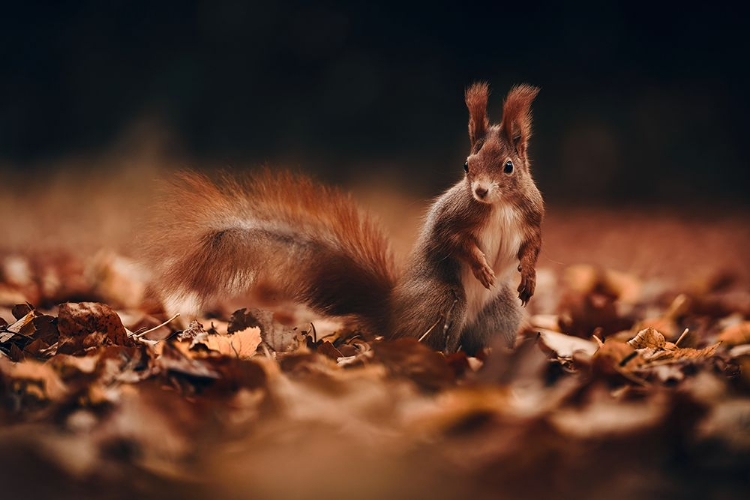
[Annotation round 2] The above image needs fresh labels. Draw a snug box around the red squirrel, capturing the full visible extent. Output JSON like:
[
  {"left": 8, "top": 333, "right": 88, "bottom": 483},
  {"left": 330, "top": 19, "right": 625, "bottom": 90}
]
[{"left": 145, "top": 83, "right": 543, "bottom": 354}]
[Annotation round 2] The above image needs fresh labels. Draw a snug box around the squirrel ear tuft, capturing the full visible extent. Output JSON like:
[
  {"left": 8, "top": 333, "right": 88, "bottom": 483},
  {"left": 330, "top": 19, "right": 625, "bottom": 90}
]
[
  {"left": 501, "top": 84, "right": 539, "bottom": 156},
  {"left": 465, "top": 82, "right": 490, "bottom": 148}
]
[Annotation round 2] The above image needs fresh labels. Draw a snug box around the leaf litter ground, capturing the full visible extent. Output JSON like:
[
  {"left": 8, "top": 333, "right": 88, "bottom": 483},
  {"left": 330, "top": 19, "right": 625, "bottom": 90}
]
[{"left": 0, "top": 206, "right": 749, "bottom": 500}]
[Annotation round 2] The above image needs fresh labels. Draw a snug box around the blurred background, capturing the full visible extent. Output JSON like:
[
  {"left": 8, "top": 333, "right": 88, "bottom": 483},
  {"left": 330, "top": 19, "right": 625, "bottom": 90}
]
[
  {"left": 1, "top": 0, "right": 747, "bottom": 203},
  {"left": 0, "top": 0, "right": 747, "bottom": 285}
]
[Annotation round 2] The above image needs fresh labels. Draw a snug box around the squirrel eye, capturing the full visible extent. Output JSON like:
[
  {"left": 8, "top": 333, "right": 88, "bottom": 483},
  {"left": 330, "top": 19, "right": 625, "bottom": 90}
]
[
  {"left": 463, "top": 161, "right": 469, "bottom": 173},
  {"left": 503, "top": 160, "right": 514, "bottom": 174}
]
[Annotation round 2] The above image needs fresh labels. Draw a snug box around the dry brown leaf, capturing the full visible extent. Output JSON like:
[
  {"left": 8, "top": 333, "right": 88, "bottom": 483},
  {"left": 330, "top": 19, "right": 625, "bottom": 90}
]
[
  {"left": 634, "top": 317, "right": 678, "bottom": 340},
  {"left": 697, "top": 399, "right": 750, "bottom": 451},
  {"left": 370, "top": 338, "right": 455, "bottom": 391},
  {"left": 665, "top": 343, "right": 721, "bottom": 360},
  {"left": 593, "top": 340, "right": 641, "bottom": 376},
  {"left": 160, "top": 341, "right": 220, "bottom": 379},
  {"left": 4, "top": 309, "right": 37, "bottom": 335},
  {"left": 57, "top": 302, "right": 132, "bottom": 354},
  {"left": 1, "top": 308, "right": 59, "bottom": 349},
  {"left": 228, "top": 308, "right": 264, "bottom": 333},
  {"left": 177, "top": 319, "right": 206, "bottom": 342},
  {"left": 11, "top": 303, "right": 33, "bottom": 319},
  {"left": 194, "top": 327, "right": 262, "bottom": 359},
  {"left": 0, "top": 357, "right": 68, "bottom": 401},
  {"left": 537, "top": 329, "right": 598, "bottom": 358},
  {"left": 550, "top": 387, "right": 669, "bottom": 438},
  {"left": 628, "top": 327, "right": 667, "bottom": 349},
  {"left": 718, "top": 321, "right": 750, "bottom": 346},
  {"left": 228, "top": 307, "right": 300, "bottom": 352},
  {"left": 48, "top": 353, "right": 100, "bottom": 377},
  {"left": 406, "top": 386, "right": 509, "bottom": 436},
  {"left": 637, "top": 341, "right": 721, "bottom": 364}
]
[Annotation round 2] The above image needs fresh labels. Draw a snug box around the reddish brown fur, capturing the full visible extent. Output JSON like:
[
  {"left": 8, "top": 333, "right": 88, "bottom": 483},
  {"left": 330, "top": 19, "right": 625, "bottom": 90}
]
[
  {"left": 144, "top": 83, "right": 544, "bottom": 354},
  {"left": 464, "top": 83, "right": 543, "bottom": 305},
  {"left": 390, "top": 82, "right": 543, "bottom": 351},
  {"left": 143, "top": 170, "right": 396, "bottom": 331},
  {"left": 465, "top": 82, "right": 490, "bottom": 148},
  {"left": 500, "top": 84, "right": 540, "bottom": 157}
]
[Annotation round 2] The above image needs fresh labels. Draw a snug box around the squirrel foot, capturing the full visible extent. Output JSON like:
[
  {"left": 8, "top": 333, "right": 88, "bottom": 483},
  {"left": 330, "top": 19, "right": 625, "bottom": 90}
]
[
  {"left": 473, "top": 263, "right": 496, "bottom": 290},
  {"left": 517, "top": 272, "right": 535, "bottom": 306}
]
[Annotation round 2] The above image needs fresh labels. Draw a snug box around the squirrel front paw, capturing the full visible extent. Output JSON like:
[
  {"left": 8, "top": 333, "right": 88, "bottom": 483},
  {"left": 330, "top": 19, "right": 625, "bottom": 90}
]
[
  {"left": 517, "top": 271, "right": 536, "bottom": 306},
  {"left": 473, "top": 263, "right": 496, "bottom": 290}
]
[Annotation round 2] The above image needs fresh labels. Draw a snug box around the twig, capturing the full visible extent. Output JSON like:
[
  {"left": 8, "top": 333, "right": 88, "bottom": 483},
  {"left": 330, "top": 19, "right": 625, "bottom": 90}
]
[
  {"left": 134, "top": 313, "right": 181, "bottom": 339},
  {"left": 675, "top": 328, "right": 689, "bottom": 347},
  {"left": 418, "top": 317, "right": 442, "bottom": 343},
  {"left": 419, "top": 293, "right": 458, "bottom": 345}
]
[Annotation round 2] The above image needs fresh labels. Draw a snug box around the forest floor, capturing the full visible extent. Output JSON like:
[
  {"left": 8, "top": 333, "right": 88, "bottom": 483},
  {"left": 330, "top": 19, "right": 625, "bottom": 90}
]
[{"left": 1, "top": 166, "right": 749, "bottom": 499}]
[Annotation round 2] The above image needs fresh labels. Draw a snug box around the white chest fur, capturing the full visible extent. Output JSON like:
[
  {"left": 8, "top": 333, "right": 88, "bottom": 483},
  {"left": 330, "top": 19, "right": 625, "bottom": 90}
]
[{"left": 460, "top": 204, "right": 523, "bottom": 324}]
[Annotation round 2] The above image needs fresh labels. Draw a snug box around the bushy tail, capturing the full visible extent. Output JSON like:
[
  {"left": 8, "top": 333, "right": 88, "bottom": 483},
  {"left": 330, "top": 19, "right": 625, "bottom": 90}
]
[{"left": 143, "top": 170, "right": 396, "bottom": 331}]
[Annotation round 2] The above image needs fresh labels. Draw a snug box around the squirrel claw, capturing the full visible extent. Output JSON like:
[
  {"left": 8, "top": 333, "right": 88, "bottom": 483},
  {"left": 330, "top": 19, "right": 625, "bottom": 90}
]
[
  {"left": 518, "top": 290, "right": 531, "bottom": 307},
  {"left": 473, "top": 264, "right": 496, "bottom": 290},
  {"left": 517, "top": 275, "right": 535, "bottom": 307}
]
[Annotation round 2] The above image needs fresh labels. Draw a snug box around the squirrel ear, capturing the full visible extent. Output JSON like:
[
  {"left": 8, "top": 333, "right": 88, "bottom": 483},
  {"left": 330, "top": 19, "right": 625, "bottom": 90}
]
[
  {"left": 501, "top": 84, "right": 540, "bottom": 156},
  {"left": 465, "top": 82, "right": 490, "bottom": 148}
]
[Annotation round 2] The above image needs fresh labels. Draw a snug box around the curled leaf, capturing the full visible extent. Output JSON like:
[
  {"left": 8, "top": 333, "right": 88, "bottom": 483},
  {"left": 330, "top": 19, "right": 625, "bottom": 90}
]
[{"left": 628, "top": 328, "right": 667, "bottom": 349}]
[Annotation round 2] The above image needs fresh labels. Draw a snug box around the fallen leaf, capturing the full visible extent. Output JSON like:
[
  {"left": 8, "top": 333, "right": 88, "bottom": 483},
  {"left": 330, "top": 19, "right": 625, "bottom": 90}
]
[
  {"left": 159, "top": 341, "right": 220, "bottom": 379},
  {"left": 593, "top": 340, "right": 641, "bottom": 377},
  {"left": 192, "top": 327, "right": 261, "bottom": 360},
  {"left": 718, "top": 321, "right": 750, "bottom": 346},
  {"left": 227, "top": 307, "right": 299, "bottom": 352},
  {"left": 11, "top": 303, "right": 33, "bottom": 320},
  {"left": 4, "top": 310, "right": 37, "bottom": 335},
  {"left": 57, "top": 302, "right": 132, "bottom": 354},
  {"left": 665, "top": 343, "right": 721, "bottom": 360},
  {"left": 371, "top": 338, "right": 455, "bottom": 391},
  {"left": 697, "top": 399, "right": 750, "bottom": 451},
  {"left": 228, "top": 308, "right": 265, "bottom": 333},
  {"left": 628, "top": 327, "right": 667, "bottom": 349},
  {"left": 537, "top": 329, "right": 598, "bottom": 358},
  {"left": 177, "top": 319, "right": 206, "bottom": 342},
  {"left": 0, "top": 357, "right": 68, "bottom": 402},
  {"left": 550, "top": 386, "right": 668, "bottom": 438}
]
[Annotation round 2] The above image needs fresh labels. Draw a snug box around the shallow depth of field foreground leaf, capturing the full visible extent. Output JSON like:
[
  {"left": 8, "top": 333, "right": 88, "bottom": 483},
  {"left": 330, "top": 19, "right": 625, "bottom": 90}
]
[{"left": 1, "top": 212, "right": 750, "bottom": 500}]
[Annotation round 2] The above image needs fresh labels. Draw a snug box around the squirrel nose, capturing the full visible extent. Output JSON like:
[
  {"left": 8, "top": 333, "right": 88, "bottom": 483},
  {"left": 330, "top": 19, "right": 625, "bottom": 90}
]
[{"left": 474, "top": 187, "right": 489, "bottom": 199}]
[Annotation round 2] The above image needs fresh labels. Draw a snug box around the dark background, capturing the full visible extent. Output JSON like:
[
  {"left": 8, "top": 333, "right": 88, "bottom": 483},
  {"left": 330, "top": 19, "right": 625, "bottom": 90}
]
[{"left": 1, "top": 0, "right": 747, "bottom": 204}]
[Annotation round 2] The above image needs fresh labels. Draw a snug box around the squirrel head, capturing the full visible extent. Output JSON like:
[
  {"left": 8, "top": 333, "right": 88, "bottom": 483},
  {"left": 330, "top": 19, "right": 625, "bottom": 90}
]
[{"left": 463, "top": 83, "right": 539, "bottom": 205}]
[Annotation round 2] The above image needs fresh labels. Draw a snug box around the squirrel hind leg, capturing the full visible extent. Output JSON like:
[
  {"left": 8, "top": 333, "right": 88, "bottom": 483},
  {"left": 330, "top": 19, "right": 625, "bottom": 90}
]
[
  {"left": 391, "top": 285, "right": 468, "bottom": 353},
  {"left": 459, "top": 283, "right": 523, "bottom": 355}
]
